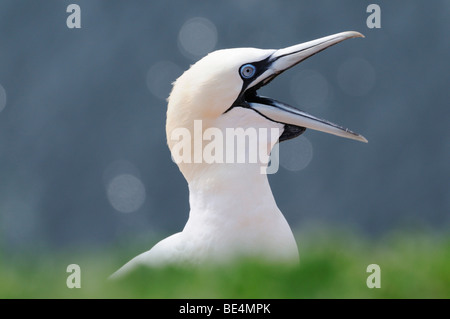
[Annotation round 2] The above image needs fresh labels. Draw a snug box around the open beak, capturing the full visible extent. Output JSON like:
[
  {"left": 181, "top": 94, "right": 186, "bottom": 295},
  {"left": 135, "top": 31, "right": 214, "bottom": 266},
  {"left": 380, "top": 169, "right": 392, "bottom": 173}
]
[{"left": 246, "top": 31, "right": 368, "bottom": 143}]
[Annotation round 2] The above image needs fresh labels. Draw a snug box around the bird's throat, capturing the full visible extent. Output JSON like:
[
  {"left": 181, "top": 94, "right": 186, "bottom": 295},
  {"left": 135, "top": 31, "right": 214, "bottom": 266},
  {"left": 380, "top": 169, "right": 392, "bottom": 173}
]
[{"left": 187, "top": 162, "right": 279, "bottom": 225}]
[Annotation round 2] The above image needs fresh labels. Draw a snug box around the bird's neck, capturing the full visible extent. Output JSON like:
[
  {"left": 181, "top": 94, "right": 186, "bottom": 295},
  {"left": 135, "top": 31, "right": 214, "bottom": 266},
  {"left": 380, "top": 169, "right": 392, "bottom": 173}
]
[
  {"left": 183, "top": 162, "right": 298, "bottom": 262},
  {"left": 186, "top": 162, "right": 279, "bottom": 225}
]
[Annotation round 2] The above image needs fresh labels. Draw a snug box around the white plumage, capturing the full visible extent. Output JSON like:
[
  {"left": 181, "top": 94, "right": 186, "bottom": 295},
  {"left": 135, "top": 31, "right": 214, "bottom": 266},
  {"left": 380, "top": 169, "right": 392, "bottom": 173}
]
[{"left": 111, "top": 31, "right": 366, "bottom": 278}]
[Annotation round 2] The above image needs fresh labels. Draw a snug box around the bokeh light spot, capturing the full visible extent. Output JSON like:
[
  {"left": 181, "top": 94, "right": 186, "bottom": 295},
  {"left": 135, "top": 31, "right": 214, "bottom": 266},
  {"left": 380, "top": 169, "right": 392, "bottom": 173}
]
[
  {"left": 107, "top": 174, "right": 146, "bottom": 213},
  {"left": 146, "top": 61, "right": 183, "bottom": 101},
  {"left": 0, "top": 84, "right": 6, "bottom": 113},
  {"left": 178, "top": 17, "right": 218, "bottom": 59},
  {"left": 1, "top": 200, "right": 39, "bottom": 245},
  {"left": 337, "top": 57, "right": 376, "bottom": 96},
  {"left": 279, "top": 136, "right": 313, "bottom": 171}
]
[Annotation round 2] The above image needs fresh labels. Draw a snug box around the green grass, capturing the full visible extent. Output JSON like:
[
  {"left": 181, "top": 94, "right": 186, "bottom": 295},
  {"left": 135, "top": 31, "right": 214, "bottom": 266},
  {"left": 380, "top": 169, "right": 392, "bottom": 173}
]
[{"left": 1, "top": 231, "right": 449, "bottom": 298}]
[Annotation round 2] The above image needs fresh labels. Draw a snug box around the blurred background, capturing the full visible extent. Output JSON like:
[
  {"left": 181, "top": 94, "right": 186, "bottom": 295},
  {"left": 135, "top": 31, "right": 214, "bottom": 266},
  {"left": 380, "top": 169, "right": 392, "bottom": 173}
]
[{"left": 0, "top": 0, "right": 448, "bottom": 260}]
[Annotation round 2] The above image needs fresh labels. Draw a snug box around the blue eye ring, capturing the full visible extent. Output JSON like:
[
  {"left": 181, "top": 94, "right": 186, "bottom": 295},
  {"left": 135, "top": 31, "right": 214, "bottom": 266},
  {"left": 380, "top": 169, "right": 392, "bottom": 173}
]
[{"left": 240, "top": 64, "right": 256, "bottom": 79}]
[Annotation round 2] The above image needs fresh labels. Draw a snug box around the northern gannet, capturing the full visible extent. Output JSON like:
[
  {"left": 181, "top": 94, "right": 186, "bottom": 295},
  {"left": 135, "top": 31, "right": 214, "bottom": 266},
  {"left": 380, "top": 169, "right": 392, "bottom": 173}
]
[{"left": 112, "top": 31, "right": 367, "bottom": 278}]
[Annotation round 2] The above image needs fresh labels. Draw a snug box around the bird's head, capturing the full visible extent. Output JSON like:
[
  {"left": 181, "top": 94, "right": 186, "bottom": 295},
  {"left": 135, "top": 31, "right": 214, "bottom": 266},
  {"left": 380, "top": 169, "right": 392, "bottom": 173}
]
[{"left": 167, "top": 31, "right": 367, "bottom": 182}]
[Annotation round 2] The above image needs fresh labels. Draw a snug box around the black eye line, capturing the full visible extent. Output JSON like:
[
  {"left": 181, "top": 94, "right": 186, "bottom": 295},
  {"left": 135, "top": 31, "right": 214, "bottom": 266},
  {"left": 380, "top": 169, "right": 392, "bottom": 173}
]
[
  {"left": 238, "top": 55, "right": 272, "bottom": 88},
  {"left": 223, "top": 55, "right": 274, "bottom": 114}
]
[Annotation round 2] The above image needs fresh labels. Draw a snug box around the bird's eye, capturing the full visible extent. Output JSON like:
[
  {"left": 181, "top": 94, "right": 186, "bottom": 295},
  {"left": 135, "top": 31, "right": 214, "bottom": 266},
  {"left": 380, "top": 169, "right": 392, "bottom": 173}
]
[{"left": 240, "top": 64, "right": 256, "bottom": 79}]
